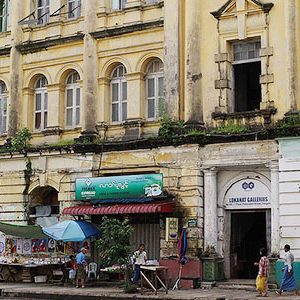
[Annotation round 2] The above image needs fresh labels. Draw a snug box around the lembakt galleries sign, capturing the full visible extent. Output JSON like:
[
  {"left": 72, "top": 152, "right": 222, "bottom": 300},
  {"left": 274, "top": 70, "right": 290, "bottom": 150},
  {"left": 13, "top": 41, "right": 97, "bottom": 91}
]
[{"left": 224, "top": 178, "right": 271, "bottom": 209}]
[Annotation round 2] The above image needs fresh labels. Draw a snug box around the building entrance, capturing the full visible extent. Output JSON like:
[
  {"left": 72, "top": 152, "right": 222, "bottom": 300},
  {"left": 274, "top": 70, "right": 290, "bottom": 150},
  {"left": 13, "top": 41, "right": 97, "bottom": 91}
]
[{"left": 230, "top": 211, "right": 267, "bottom": 279}]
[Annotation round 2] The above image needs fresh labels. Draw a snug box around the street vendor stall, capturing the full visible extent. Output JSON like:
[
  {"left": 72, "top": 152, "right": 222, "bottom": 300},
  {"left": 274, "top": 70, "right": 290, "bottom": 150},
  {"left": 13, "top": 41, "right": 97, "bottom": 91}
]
[{"left": 0, "top": 221, "right": 95, "bottom": 283}]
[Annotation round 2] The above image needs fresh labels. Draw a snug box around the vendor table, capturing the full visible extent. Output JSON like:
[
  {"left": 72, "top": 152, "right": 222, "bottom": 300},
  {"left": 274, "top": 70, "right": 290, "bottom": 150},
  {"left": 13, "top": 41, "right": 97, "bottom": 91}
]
[
  {"left": 140, "top": 265, "right": 168, "bottom": 295},
  {"left": 0, "top": 263, "right": 66, "bottom": 283}
]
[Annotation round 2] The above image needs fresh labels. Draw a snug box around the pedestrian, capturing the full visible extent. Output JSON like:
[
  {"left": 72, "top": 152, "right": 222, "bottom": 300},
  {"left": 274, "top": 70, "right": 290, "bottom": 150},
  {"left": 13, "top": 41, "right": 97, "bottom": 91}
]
[
  {"left": 276, "top": 244, "right": 299, "bottom": 296},
  {"left": 66, "top": 255, "right": 77, "bottom": 283},
  {"left": 254, "top": 247, "right": 269, "bottom": 297},
  {"left": 132, "top": 243, "right": 147, "bottom": 284},
  {"left": 75, "top": 247, "right": 87, "bottom": 288}
]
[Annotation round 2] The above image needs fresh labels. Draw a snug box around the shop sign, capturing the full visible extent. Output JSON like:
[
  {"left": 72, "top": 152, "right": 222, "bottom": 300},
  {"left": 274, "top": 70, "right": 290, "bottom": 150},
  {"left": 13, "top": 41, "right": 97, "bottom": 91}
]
[
  {"left": 166, "top": 217, "right": 178, "bottom": 241},
  {"left": 76, "top": 174, "right": 163, "bottom": 201},
  {"left": 224, "top": 178, "right": 271, "bottom": 210},
  {"left": 188, "top": 218, "right": 197, "bottom": 228}
]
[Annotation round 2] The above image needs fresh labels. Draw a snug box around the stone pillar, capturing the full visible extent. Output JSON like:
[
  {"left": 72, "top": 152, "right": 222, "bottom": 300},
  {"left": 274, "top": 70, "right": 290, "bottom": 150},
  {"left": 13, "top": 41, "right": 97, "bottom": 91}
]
[
  {"left": 123, "top": 72, "right": 144, "bottom": 140},
  {"left": 22, "top": 88, "right": 34, "bottom": 129},
  {"left": 164, "top": 0, "right": 180, "bottom": 120},
  {"left": 8, "top": 0, "right": 24, "bottom": 136},
  {"left": 184, "top": 0, "right": 203, "bottom": 126},
  {"left": 270, "top": 161, "right": 280, "bottom": 253},
  {"left": 203, "top": 168, "right": 218, "bottom": 250},
  {"left": 285, "top": 0, "right": 297, "bottom": 111},
  {"left": 80, "top": 0, "right": 99, "bottom": 140}
]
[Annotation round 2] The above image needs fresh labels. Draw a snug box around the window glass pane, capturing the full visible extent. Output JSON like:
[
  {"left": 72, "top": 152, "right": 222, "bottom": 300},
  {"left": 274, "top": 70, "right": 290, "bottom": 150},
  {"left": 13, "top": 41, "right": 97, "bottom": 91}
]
[
  {"left": 35, "top": 112, "right": 41, "bottom": 130},
  {"left": 67, "top": 89, "right": 73, "bottom": 107},
  {"left": 122, "top": 82, "right": 127, "bottom": 100},
  {"left": 44, "top": 93, "right": 47, "bottom": 110},
  {"left": 112, "top": 83, "right": 119, "bottom": 102},
  {"left": 112, "top": 103, "right": 118, "bottom": 122},
  {"left": 66, "top": 108, "right": 72, "bottom": 126},
  {"left": 76, "top": 107, "right": 80, "bottom": 125},
  {"left": 35, "top": 94, "right": 41, "bottom": 110},
  {"left": 158, "top": 77, "right": 164, "bottom": 96},
  {"left": 148, "top": 99, "right": 155, "bottom": 119},
  {"left": 44, "top": 111, "right": 47, "bottom": 128},
  {"left": 2, "top": 115, "right": 6, "bottom": 132},
  {"left": 158, "top": 97, "right": 164, "bottom": 117},
  {"left": 122, "top": 102, "right": 127, "bottom": 121},
  {"left": 76, "top": 87, "right": 80, "bottom": 106},
  {"left": 147, "top": 78, "right": 155, "bottom": 97}
]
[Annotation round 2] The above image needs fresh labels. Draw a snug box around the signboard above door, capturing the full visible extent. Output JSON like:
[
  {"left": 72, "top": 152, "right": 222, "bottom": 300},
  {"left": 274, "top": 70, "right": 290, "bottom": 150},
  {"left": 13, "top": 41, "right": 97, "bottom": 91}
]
[
  {"left": 75, "top": 174, "right": 163, "bottom": 201},
  {"left": 224, "top": 178, "right": 271, "bottom": 209}
]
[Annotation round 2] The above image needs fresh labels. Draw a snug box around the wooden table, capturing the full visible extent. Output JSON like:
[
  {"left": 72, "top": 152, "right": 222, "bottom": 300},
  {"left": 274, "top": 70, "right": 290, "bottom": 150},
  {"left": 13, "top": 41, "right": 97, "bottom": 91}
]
[
  {"left": 140, "top": 265, "right": 168, "bottom": 295},
  {"left": 0, "top": 263, "right": 66, "bottom": 283}
]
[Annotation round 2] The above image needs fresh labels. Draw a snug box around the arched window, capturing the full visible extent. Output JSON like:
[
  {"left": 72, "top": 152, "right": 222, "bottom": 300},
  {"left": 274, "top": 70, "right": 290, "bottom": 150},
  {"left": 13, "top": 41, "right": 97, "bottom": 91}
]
[
  {"left": 66, "top": 71, "right": 80, "bottom": 128},
  {"left": 111, "top": 65, "right": 127, "bottom": 123},
  {"left": 0, "top": 81, "right": 7, "bottom": 134},
  {"left": 145, "top": 59, "right": 164, "bottom": 120},
  {"left": 34, "top": 76, "right": 48, "bottom": 131}
]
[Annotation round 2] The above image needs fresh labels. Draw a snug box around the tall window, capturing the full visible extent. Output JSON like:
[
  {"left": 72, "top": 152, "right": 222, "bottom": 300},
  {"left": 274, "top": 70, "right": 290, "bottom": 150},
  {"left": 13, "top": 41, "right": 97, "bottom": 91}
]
[
  {"left": 37, "top": 0, "right": 49, "bottom": 25},
  {"left": 146, "top": 60, "right": 164, "bottom": 120},
  {"left": 67, "top": 0, "right": 81, "bottom": 19},
  {"left": 232, "top": 40, "right": 261, "bottom": 112},
  {"left": 65, "top": 71, "right": 80, "bottom": 128},
  {"left": 0, "top": 0, "right": 9, "bottom": 32},
  {"left": 111, "top": 65, "right": 127, "bottom": 123},
  {"left": 111, "top": 0, "right": 126, "bottom": 10},
  {"left": 0, "top": 81, "right": 7, "bottom": 134},
  {"left": 34, "top": 76, "right": 48, "bottom": 131}
]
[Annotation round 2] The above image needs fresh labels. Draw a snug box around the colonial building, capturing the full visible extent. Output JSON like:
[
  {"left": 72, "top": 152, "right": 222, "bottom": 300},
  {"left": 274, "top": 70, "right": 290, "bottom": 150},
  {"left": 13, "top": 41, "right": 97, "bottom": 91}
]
[{"left": 0, "top": 0, "right": 299, "bottom": 283}]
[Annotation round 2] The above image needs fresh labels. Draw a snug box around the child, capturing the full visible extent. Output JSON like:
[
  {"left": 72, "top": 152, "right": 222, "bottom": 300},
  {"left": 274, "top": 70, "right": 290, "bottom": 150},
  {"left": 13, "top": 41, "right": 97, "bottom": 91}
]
[{"left": 254, "top": 247, "right": 269, "bottom": 297}]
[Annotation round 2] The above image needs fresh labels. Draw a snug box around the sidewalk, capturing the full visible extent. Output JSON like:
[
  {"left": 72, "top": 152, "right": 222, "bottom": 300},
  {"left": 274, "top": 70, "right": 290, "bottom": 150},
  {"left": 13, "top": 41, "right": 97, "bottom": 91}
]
[{"left": 0, "top": 282, "right": 300, "bottom": 300}]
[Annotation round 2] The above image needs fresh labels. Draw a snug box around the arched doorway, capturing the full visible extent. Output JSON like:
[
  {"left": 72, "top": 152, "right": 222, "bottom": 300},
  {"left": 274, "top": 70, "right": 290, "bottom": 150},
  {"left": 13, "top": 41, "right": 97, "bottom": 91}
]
[{"left": 28, "top": 186, "right": 59, "bottom": 226}]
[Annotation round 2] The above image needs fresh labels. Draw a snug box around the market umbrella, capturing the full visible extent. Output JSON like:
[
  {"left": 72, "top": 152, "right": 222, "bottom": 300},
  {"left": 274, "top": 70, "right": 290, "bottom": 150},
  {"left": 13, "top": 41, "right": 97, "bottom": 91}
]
[
  {"left": 42, "top": 220, "right": 101, "bottom": 242},
  {"left": 172, "top": 227, "right": 187, "bottom": 290}
]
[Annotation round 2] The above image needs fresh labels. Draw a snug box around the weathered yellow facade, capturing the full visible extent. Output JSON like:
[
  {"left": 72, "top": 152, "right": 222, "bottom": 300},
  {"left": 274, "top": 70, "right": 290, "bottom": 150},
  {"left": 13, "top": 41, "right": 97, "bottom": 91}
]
[{"left": 0, "top": 0, "right": 299, "bottom": 282}]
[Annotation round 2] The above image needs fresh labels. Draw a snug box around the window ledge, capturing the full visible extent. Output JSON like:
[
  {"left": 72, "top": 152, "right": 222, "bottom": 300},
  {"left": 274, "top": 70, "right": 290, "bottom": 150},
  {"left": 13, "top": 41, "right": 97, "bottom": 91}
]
[{"left": 212, "top": 108, "right": 277, "bottom": 121}]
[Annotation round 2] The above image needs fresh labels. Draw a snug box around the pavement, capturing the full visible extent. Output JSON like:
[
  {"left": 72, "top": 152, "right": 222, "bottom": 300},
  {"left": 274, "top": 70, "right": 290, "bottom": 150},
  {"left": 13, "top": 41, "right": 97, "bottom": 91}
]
[{"left": 0, "top": 281, "right": 300, "bottom": 300}]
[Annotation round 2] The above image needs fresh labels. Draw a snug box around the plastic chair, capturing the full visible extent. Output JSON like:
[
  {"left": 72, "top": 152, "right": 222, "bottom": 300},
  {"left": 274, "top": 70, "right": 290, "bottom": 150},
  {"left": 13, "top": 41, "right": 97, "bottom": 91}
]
[{"left": 87, "top": 262, "right": 97, "bottom": 279}]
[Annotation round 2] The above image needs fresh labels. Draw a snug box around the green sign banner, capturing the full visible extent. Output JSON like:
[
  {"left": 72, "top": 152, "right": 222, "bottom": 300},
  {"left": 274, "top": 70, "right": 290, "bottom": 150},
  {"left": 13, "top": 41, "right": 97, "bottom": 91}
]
[{"left": 75, "top": 174, "right": 163, "bottom": 201}]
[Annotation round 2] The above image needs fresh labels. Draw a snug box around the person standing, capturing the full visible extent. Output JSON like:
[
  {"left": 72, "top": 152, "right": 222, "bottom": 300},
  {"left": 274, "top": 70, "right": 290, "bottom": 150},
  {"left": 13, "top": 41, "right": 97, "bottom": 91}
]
[
  {"left": 276, "top": 244, "right": 299, "bottom": 296},
  {"left": 254, "top": 247, "right": 269, "bottom": 297},
  {"left": 132, "top": 243, "right": 147, "bottom": 284},
  {"left": 76, "top": 247, "right": 87, "bottom": 288}
]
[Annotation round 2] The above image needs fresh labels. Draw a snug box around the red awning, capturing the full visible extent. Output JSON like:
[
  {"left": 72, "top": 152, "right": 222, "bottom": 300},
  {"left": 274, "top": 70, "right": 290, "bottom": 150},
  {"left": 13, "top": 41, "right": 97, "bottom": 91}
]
[{"left": 62, "top": 202, "right": 174, "bottom": 215}]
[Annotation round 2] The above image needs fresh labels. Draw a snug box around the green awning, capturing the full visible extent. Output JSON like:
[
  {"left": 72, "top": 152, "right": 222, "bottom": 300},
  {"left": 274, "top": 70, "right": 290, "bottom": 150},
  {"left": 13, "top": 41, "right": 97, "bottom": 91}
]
[{"left": 0, "top": 222, "right": 48, "bottom": 239}]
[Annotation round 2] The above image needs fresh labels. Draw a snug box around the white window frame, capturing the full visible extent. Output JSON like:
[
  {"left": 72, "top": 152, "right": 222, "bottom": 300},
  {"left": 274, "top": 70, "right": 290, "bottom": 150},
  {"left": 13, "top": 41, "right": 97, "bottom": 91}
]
[
  {"left": 0, "top": 0, "right": 9, "bottom": 32},
  {"left": 232, "top": 40, "right": 261, "bottom": 65},
  {"left": 145, "top": 60, "right": 164, "bottom": 121},
  {"left": 67, "top": 0, "right": 81, "bottom": 19},
  {"left": 111, "top": 65, "right": 127, "bottom": 123},
  {"left": 34, "top": 76, "right": 48, "bottom": 131},
  {"left": 111, "top": 0, "right": 126, "bottom": 11},
  {"left": 37, "top": 0, "right": 49, "bottom": 25},
  {"left": 0, "top": 81, "right": 7, "bottom": 134},
  {"left": 65, "top": 72, "right": 80, "bottom": 128}
]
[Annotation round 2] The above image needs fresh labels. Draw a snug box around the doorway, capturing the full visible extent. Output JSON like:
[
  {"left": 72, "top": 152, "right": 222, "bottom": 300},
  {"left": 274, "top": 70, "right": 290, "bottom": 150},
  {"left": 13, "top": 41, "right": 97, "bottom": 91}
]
[{"left": 230, "top": 211, "right": 267, "bottom": 279}]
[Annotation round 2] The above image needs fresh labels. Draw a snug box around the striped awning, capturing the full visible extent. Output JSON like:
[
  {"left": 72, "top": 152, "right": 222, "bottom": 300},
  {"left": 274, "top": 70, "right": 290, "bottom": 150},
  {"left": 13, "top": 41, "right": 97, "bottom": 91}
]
[{"left": 62, "top": 201, "right": 174, "bottom": 215}]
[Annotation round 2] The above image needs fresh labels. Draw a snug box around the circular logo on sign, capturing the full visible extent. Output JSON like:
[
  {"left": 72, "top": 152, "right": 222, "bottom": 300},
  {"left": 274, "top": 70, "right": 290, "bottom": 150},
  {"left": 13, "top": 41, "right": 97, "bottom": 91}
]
[
  {"left": 242, "top": 181, "right": 255, "bottom": 190},
  {"left": 23, "top": 241, "right": 31, "bottom": 252}
]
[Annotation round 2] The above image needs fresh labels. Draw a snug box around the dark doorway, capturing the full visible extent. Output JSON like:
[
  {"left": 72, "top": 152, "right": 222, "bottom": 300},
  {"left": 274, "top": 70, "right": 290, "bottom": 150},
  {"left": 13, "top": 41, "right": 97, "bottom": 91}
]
[
  {"left": 230, "top": 211, "right": 266, "bottom": 279},
  {"left": 233, "top": 61, "right": 261, "bottom": 112}
]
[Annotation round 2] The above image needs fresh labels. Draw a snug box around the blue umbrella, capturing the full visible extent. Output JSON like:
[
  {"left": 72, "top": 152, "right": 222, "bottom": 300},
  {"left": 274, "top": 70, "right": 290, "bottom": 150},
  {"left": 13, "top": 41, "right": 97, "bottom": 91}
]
[{"left": 42, "top": 220, "right": 101, "bottom": 242}]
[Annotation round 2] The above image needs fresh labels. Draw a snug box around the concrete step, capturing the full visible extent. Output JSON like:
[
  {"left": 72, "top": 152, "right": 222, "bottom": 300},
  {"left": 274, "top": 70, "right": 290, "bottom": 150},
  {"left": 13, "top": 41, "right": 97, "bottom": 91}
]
[{"left": 216, "top": 280, "right": 277, "bottom": 291}]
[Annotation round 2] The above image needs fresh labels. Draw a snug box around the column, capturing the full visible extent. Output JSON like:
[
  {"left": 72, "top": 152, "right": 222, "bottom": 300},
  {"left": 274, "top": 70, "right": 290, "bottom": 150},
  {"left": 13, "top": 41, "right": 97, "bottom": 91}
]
[
  {"left": 270, "top": 161, "right": 280, "bottom": 253},
  {"left": 203, "top": 168, "right": 218, "bottom": 250},
  {"left": 8, "top": 0, "right": 24, "bottom": 136},
  {"left": 184, "top": 0, "right": 203, "bottom": 126},
  {"left": 81, "top": 0, "right": 98, "bottom": 138},
  {"left": 164, "top": 0, "right": 180, "bottom": 120}
]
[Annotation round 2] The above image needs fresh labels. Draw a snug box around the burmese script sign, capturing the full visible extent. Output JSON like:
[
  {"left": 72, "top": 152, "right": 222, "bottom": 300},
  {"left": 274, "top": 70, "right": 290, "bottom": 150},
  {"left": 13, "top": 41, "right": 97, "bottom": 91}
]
[
  {"left": 76, "top": 174, "right": 163, "bottom": 201},
  {"left": 224, "top": 178, "right": 271, "bottom": 209}
]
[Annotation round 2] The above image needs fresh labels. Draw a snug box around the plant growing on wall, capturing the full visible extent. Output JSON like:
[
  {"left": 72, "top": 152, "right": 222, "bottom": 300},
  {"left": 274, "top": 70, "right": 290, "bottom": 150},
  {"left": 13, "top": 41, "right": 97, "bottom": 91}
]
[
  {"left": 11, "top": 127, "right": 32, "bottom": 155},
  {"left": 96, "top": 216, "right": 135, "bottom": 292}
]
